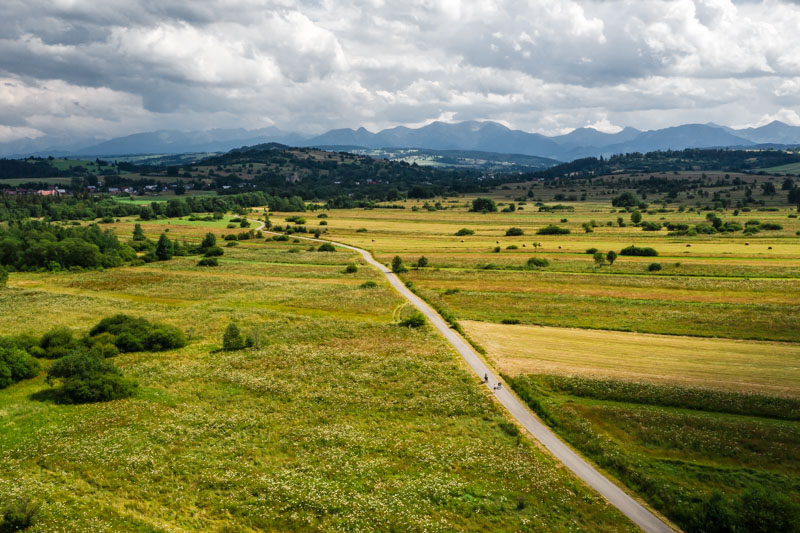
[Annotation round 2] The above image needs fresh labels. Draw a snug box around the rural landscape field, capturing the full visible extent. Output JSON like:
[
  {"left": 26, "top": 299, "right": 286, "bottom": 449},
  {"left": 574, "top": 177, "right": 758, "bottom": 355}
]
[
  {"left": 2, "top": 150, "right": 800, "bottom": 532},
  {"left": 3, "top": 2, "right": 800, "bottom": 531}
]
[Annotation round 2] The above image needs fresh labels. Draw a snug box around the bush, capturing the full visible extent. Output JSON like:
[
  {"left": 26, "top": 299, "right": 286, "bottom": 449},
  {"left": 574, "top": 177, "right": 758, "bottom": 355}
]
[
  {"left": 89, "top": 314, "right": 186, "bottom": 353},
  {"left": 360, "top": 281, "right": 378, "bottom": 289},
  {"left": 620, "top": 245, "right": 658, "bottom": 256},
  {"left": 200, "top": 232, "right": 217, "bottom": 250},
  {"left": 501, "top": 318, "right": 520, "bottom": 325},
  {"left": 391, "top": 256, "right": 407, "bottom": 273},
  {"left": 399, "top": 311, "right": 426, "bottom": 328},
  {"left": 648, "top": 262, "right": 662, "bottom": 272},
  {"left": 47, "top": 351, "right": 136, "bottom": 404},
  {"left": 415, "top": 256, "right": 428, "bottom": 268},
  {"left": 505, "top": 227, "right": 524, "bottom": 236},
  {"left": 585, "top": 248, "right": 598, "bottom": 254},
  {"left": 455, "top": 228, "right": 475, "bottom": 236},
  {"left": 59, "top": 371, "right": 138, "bottom": 404},
  {"left": 760, "top": 223, "right": 783, "bottom": 230},
  {"left": 0, "top": 344, "right": 40, "bottom": 389},
  {"left": 640, "top": 221, "right": 661, "bottom": 231},
  {"left": 222, "top": 322, "right": 247, "bottom": 351},
  {"left": 470, "top": 198, "right": 497, "bottom": 212},
  {"left": 611, "top": 192, "right": 641, "bottom": 207},
  {"left": 197, "top": 257, "right": 219, "bottom": 266},
  {"left": 526, "top": 257, "right": 549, "bottom": 268},
  {"left": 498, "top": 421, "right": 520, "bottom": 437},
  {"left": 0, "top": 496, "right": 41, "bottom": 532},
  {"left": 355, "top": 227, "right": 367, "bottom": 232},
  {"left": 155, "top": 233, "right": 174, "bottom": 261},
  {"left": 37, "top": 327, "right": 79, "bottom": 359},
  {"left": 344, "top": 263, "right": 358, "bottom": 273},
  {"left": 536, "top": 225, "right": 570, "bottom": 235},
  {"left": 737, "top": 485, "right": 800, "bottom": 533},
  {"left": 318, "top": 243, "right": 336, "bottom": 252},
  {"left": 204, "top": 246, "right": 224, "bottom": 257},
  {"left": 0, "top": 266, "right": 7, "bottom": 288}
]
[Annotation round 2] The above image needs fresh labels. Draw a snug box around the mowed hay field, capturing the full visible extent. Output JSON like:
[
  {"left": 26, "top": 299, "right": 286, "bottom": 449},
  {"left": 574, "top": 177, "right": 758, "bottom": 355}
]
[
  {"left": 462, "top": 321, "right": 800, "bottom": 397},
  {"left": 0, "top": 218, "right": 635, "bottom": 532}
]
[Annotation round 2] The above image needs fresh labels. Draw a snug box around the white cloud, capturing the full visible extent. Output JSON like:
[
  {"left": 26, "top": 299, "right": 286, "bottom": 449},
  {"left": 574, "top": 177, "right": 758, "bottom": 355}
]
[{"left": 0, "top": 0, "right": 798, "bottom": 143}]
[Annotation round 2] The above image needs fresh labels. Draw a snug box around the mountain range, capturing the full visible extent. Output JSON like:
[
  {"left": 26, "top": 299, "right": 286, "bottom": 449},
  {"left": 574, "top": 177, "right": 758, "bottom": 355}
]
[{"left": 4, "top": 120, "right": 800, "bottom": 162}]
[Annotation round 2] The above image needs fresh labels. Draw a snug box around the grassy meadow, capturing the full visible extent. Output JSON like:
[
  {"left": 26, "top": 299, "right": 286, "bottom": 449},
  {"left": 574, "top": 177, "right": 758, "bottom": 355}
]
[
  {"left": 3, "top": 171, "right": 800, "bottom": 531},
  {"left": 507, "top": 375, "right": 800, "bottom": 532},
  {"left": 0, "top": 217, "right": 635, "bottom": 532}
]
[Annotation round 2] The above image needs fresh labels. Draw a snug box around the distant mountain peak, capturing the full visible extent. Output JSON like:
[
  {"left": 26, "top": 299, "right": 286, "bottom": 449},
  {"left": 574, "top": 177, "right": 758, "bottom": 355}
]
[{"left": 4, "top": 118, "right": 799, "bottom": 160}]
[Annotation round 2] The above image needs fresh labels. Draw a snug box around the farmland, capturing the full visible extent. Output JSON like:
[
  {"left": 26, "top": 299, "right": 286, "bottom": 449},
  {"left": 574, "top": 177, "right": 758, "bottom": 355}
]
[
  {"left": 0, "top": 217, "right": 634, "bottom": 532},
  {"left": 2, "top": 165, "right": 800, "bottom": 531},
  {"left": 294, "top": 180, "right": 800, "bottom": 531}
]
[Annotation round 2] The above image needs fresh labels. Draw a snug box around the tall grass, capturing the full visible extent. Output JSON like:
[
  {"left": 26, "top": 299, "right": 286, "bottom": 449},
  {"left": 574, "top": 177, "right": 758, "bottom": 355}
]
[{"left": 542, "top": 375, "right": 800, "bottom": 420}]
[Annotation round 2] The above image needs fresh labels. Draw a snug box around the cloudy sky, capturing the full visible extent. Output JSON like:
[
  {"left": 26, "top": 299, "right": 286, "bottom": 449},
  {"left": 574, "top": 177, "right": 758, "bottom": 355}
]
[{"left": 1, "top": 0, "right": 800, "bottom": 143}]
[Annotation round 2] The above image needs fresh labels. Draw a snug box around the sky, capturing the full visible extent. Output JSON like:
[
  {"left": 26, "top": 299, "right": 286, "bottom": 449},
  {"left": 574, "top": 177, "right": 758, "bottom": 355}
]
[{"left": 1, "top": 0, "right": 800, "bottom": 144}]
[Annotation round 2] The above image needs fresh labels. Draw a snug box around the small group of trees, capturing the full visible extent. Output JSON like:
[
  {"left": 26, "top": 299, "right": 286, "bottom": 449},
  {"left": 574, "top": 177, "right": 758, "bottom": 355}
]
[
  {"left": 222, "top": 322, "right": 256, "bottom": 351},
  {"left": 130, "top": 223, "right": 188, "bottom": 263},
  {"left": 197, "top": 232, "right": 224, "bottom": 266},
  {"left": 0, "top": 220, "right": 136, "bottom": 272},
  {"left": 592, "top": 250, "right": 618, "bottom": 266},
  {"left": 470, "top": 198, "right": 498, "bottom": 213},
  {"left": 1, "top": 315, "right": 186, "bottom": 403},
  {"left": 391, "top": 256, "right": 407, "bottom": 273}
]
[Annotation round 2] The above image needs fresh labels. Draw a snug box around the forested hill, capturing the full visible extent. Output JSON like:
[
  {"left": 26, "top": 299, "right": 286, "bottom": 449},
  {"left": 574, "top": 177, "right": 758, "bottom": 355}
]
[
  {"left": 195, "top": 144, "right": 485, "bottom": 198},
  {"left": 526, "top": 149, "right": 800, "bottom": 180}
]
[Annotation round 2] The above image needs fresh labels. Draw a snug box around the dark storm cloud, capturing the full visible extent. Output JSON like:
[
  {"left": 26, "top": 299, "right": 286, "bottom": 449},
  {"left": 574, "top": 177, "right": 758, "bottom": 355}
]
[{"left": 0, "top": 0, "right": 799, "bottom": 144}]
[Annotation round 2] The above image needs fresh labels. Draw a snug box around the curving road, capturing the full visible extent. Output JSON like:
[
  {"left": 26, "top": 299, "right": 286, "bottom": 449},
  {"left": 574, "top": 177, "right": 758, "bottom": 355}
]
[{"left": 255, "top": 223, "right": 674, "bottom": 533}]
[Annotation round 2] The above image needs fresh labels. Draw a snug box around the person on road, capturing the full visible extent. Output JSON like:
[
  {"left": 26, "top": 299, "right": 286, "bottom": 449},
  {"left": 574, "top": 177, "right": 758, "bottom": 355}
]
[{"left": 484, "top": 373, "right": 488, "bottom": 383}]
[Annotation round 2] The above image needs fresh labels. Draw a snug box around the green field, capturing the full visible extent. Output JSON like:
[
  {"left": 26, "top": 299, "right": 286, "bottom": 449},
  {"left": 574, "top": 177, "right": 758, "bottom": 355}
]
[
  {"left": 3, "top": 177, "right": 800, "bottom": 531},
  {"left": 0, "top": 219, "right": 634, "bottom": 532},
  {"left": 508, "top": 375, "right": 800, "bottom": 533},
  {"left": 305, "top": 195, "right": 800, "bottom": 531},
  {"left": 760, "top": 162, "right": 800, "bottom": 174}
]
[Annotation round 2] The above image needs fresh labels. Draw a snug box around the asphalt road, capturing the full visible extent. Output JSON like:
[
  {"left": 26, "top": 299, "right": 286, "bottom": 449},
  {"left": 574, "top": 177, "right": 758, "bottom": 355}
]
[{"left": 256, "top": 223, "right": 674, "bottom": 532}]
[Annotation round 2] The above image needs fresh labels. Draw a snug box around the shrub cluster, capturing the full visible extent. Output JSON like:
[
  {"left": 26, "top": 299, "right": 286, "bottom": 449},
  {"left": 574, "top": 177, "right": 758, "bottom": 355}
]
[
  {"left": 46, "top": 352, "right": 137, "bottom": 404},
  {"left": 536, "top": 225, "right": 570, "bottom": 235},
  {"left": 620, "top": 245, "right": 658, "bottom": 256},
  {"left": 0, "top": 496, "right": 41, "bottom": 532},
  {"left": 505, "top": 227, "right": 524, "bottom": 236},
  {"left": 222, "top": 322, "right": 255, "bottom": 351},
  {"left": 470, "top": 198, "right": 498, "bottom": 212},
  {"left": 526, "top": 257, "right": 550, "bottom": 268},
  {"left": 0, "top": 337, "right": 40, "bottom": 389},
  {"left": 89, "top": 314, "right": 187, "bottom": 353},
  {"left": 25, "top": 315, "right": 187, "bottom": 404},
  {"left": 398, "top": 311, "right": 426, "bottom": 328}
]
